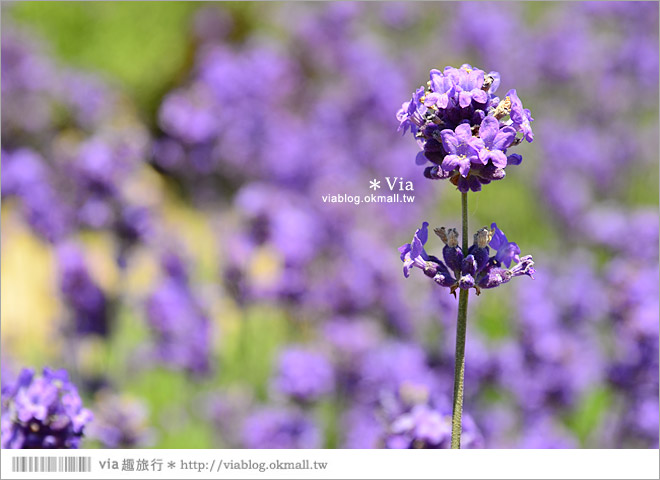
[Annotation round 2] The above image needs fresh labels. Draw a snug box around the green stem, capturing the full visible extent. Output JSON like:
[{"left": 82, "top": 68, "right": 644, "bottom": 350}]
[{"left": 451, "top": 192, "right": 469, "bottom": 449}]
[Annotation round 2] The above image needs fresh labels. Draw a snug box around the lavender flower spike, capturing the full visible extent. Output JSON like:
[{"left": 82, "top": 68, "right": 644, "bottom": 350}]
[{"left": 401, "top": 222, "right": 533, "bottom": 295}]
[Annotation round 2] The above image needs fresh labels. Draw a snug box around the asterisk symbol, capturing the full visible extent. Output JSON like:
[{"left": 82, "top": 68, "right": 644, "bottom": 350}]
[
  {"left": 369, "top": 179, "right": 381, "bottom": 190},
  {"left": 167, "top": 461, "right": 176, "bottom": 469}
]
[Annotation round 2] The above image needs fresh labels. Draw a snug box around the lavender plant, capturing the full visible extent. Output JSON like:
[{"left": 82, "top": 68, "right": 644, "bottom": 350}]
[{"left": 397, "top": 64, "right": 535, "bottom": 448}]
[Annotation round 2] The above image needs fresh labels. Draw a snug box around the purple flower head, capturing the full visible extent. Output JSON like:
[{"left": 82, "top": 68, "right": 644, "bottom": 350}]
[
  {"left": 1, "top": 368, "right": 92, "bottom": 449},
  {"left": 396, "top": 65, "right": 532, "bottom": 190},
  {"left": 241, "top": 408, "right": 320, "bottom": 449},
  {"left": 87, "top": 392, "right": 154, "bottom": 448},
  {"left": 75, "top": 139, "right": 119, "bottom": 197},
  {"left": 357, "top": 343, "right": 438, "bottom": 403},
  {"left": 1, "top": 149, "right": 72, "bottom": 243},
  {"left": 114, "top": 205, "right": 152, "bottom": 268},
  {"left": 401, "top": 222, "right": 534, "bottom": 295},
  {"left": 145, "top": 252, "right": 213, "bottom": 376},
  {"left": 56, "top": 243, "right": 109, "bottom": 337},
  {"left": 158, "top": 84, "right": 218, "bottom": 145},
  {"left": 273, "top": 348, "right": 334, "bottom": 403}
]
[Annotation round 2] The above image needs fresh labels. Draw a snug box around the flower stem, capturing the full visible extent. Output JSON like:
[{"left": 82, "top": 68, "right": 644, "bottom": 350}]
[{"left": 451, "top": 192, "right": 469, "bottom": 449}]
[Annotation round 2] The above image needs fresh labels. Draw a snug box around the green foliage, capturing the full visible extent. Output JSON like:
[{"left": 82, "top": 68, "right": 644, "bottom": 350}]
[
  {"left": 565, "top": 387, "right": 614, "bottom": 446},
  {"left": 9, "top": 2, "right": 199, "bottom": 117}
]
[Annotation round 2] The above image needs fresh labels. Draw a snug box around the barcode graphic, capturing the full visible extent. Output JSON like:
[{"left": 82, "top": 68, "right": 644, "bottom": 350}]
[{"left": 11, "top": 456, "right": 92, "bottom": 473}]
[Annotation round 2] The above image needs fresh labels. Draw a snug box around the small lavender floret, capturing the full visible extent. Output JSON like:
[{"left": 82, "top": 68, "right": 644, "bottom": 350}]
[
  {"left": 1, "top": 368, "right": 93, "bottom": 449},
  {"left": 489, "top": 222, "right": 520, "bottom": 267},
  {"left": 399, "top": 222, "right": 456, "bottom": 286}
]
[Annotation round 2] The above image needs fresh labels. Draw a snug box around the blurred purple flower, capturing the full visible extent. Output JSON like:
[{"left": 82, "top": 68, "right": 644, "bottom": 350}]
[
  {"left": 87, "top": 392, "right": 154, "bottom": 448},
  {"left": 241, "top": 408, "right": 320, "bottom": 449},
  {"left": 273, "top": 347, "right": 334, "bottom": 403},
  {"left": 145, "top": 252, "right": 213, "bottom": 376},
  {"left": 56, "top": 243, "right": 109, "bottom": 337}
]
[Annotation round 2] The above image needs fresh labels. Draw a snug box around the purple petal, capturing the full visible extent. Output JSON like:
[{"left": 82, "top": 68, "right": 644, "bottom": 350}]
[
  {"left": 437, "top": 93, "right": 449, "bottom": 109},
  {"left": 458, "top": 159, "right": 471, "bottom": 178},
  {"left": 457, "top": 176, "right": 470, "bottom": 193},
  {"left": 489, "top": 150, "right": 508, "bottom": 168},
  {"left": 459, "top": 91, "right": 472, "bottom": 108},
  {"left": 423, "top": 92, "right": 440, "bottom": 107},
  {"left": 495, "top": 242, "right": 521, "bottom": 268},
  {"left": 468, "top": 175, "right": 482, "bottom": 191},
  {"left": 479, "top": 116, "right": 499, "bottom": 145},
  {"left": 441, "top": 154, "right": 460, "bottom": 172},
  {"left": 492, "top": 126, "right": 516, "bottom": 150},
  {"left": 468, "top": 69, "right": 484, "bottom": 89},
  {"left": 440, "top": 129, "right": 458, "bottom": 154},
  {"left": 455, "top": 123, "right": 473, "bottom": 142},
  {"left": 487, "top": 71, "right": 500, "bottom": 93},
  {"left": 489, "top": 223, "right": 508, "bottom": 250},
  {"left": 402, "top": 261, "right": 412, "bottom": 278},
  {"left": 398, "top": 243, "right": 411, "bottom": 261},
  {"left": 472, "top": 89, "right": 488, "bottom": 104},
  {"left": 507, "top": 153, "right": 523, "bottom": 166},
  {"left": 417, "top": 221, "right": 429, "bottom": 246}
]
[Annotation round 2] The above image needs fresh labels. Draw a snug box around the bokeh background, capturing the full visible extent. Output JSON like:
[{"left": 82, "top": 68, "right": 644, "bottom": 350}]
[{"left": 1, "top": 1, "right": 658, "bottom": 448}]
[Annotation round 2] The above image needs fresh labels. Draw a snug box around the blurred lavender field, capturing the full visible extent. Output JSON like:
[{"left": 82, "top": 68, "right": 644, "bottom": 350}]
[{"left": 1, "top": 1, "right": 658, "bottom": 449}]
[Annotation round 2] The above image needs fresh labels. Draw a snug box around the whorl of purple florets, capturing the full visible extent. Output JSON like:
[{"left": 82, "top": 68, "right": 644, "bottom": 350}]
[
  {"left": 1, "top": 368, "right": 93, "bottom": 449},
  {"left": 397, "top": 64, "right": 533, "bottom": 192},
  {"left": 399, "top": 222, "right": 534, "bottom": 295},
  {"left": 273, "top": 347, "right": 334, "bottom": 403}
]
